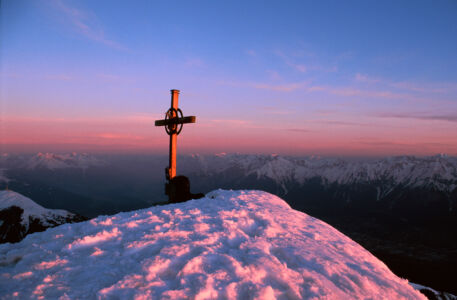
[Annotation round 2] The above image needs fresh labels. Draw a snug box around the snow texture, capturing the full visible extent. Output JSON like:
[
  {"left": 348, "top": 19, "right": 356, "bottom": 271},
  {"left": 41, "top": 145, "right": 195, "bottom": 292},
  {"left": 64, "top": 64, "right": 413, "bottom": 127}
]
[
  {"left": 0, "top": 190, "right": 425, "bottom": 299},
  {"left": 0, "top": 191, "right": 75, "bottom": 230}
]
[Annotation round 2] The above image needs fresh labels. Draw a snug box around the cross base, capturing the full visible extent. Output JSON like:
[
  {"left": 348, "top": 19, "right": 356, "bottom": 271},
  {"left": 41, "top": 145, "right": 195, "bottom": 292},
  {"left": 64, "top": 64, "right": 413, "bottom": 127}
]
[{"left": 165, "top": 175, "right": 204, "bottom": 203}]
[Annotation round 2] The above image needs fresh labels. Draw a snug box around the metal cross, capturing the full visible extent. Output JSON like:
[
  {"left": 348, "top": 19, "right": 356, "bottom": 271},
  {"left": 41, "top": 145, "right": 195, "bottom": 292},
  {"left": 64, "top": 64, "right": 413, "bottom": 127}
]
[{"left": 155, "top": 90, "right": 196, "bottom": 198}]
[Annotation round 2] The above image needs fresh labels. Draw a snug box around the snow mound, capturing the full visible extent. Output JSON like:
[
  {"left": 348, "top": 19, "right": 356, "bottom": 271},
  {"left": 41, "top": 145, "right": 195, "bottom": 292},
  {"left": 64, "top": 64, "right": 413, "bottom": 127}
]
[{"left": 0, "top": 190, "right": 424, "bottom": 299}]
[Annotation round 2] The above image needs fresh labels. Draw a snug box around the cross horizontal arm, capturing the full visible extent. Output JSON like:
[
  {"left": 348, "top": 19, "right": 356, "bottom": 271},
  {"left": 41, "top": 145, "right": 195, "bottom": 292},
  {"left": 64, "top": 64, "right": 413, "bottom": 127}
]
[{"left": 155, "top": 116, "right": 196, "bottom": 127}]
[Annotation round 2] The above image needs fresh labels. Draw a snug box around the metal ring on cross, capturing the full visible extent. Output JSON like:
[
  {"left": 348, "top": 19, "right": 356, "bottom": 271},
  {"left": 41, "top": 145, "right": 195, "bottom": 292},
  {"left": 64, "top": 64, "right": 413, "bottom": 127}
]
[{"left": 164, "top": 108, "right": 184, "bottom": 135}]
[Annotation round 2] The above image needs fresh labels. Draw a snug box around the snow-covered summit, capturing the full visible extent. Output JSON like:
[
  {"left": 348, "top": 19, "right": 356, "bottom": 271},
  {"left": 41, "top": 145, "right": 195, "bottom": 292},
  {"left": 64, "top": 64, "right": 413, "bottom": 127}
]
[
  {"left": 0, "top": 190, "right": 424, "bottom": 299},
  {"left": 25, "top": 152, "right": 105, "bottom": 170},
  {"left": 0, "top": 190, "right": 85, "bottom": 243}
]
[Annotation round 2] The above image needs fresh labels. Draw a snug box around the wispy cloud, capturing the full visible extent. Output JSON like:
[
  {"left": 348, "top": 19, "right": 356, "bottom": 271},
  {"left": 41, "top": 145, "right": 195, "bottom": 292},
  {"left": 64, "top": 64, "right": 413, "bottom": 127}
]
[
  {"left": 315, "top": 109, "right": 337, "bottom": 116},
  {"left": 330, "top": 88, "right": 398, "bottom": 98},
  {"left": 245, "top": 50, "right": 257, "bottom": 57},
  {"left": 97, "top": 133, "right": 145, "bottom": 141},
  {"left": 287, "top": 128, "right": 311, "bottom": 133},
  {"left": 217, "top": 79, "right": 309, "bottom": 92},
  {"left": 43, "top": 74, "right": 73, "bottom": 81},
  {"left": 266, "top": 70, "right": 281, "bottom": 81},
  {"left": 260, "top": 107, "right": 292, "bottom": 115},
  {"left": 184, "top": 58, "right": 205, "bottom": 68},
  {"left": 375, "top": 112, "right": 457, "bottom": 123},
  {"left": 201, "top": 119, "right": 269, "bottom": 130},
  {"left": 357, "top": 139, "right": 454, "bottom": 148},
  {"left": 316, "top": 120, "right": 366, "bottom": 126},
  {"left": 354, "top": 72, "right": 457, "bottom": 95},
  {"left": 52, "top": 0, "right": 127, "bottom": 51},
  {"left": 389, "top": 81, "right": 457, "bottom": 94},
  {"left": 96, "top": 73, "right": 122, "bottom": 81},
  {"left": 275, "top": 50, "right": 337, "bottom": 73},
  {"left": 207, "top": 119, "right": 251, "bottom": 126},
  {"left": 354, "top": 73, "right": 380, "bottom": 84},
  {"left": 252, "top": 81, "right": 309, "bottom": 92},
  {"left": 3, "top": 114, "right": 161, "bottom": 125},
  {"left": 275, "top": 51, "right": 307, "bottom": 72}
]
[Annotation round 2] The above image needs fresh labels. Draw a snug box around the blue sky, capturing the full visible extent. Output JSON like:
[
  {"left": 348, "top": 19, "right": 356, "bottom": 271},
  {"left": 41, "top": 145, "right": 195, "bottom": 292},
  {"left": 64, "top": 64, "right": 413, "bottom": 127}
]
[{"left": 1, "top": 0, "right": 457, "bottom": 156}]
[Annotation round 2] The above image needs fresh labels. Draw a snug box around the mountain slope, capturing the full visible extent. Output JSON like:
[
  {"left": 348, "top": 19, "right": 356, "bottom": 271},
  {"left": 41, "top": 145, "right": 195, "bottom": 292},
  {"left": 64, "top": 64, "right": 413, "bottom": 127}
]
[
  {"left": 0, "top": 190, "right": 86, "bottom": 243},
  {"left": 0, "top": 190, "right": 424, "bottom": 299}
]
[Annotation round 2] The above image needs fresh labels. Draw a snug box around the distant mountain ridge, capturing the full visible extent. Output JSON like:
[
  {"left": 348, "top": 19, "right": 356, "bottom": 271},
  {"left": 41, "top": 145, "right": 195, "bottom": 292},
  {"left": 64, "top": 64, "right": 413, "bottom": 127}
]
[
  {"left": 26, "top": 152, "right": 106, "bottom": 170},
  {"left": 3, "top": 152, "right": 456, "bottom": 192},
  {"left": 0, "top": 190, "right": 86, "bottom": 243},
  {"left": 185, "top": 153, "right": 457, "bottom": 195},
  {"left": 0, "top": 152, "right": 106, "bottom": 171}
]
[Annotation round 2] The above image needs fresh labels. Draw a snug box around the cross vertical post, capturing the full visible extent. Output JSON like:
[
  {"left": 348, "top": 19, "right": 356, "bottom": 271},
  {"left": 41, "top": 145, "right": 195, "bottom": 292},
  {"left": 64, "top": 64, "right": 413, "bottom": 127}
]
[
  {"left": 168, "top": 89, "right": 179, "bottom": 180},
  {"left": 155, "top": 89, "right": 197, "bottom": 202}
]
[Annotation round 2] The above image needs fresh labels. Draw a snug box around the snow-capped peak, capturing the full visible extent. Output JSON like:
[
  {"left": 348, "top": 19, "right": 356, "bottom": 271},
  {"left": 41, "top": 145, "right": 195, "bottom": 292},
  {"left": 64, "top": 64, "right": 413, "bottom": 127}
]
[
  {"left": 189, "top": 154, "right": 457, "bottom": 193},
  {"left": 25, "top": 152, "right": 106, "bottom": 170},
  {"left": 0, "top": 190, "right": 50, "bottom": 223},
  {"left": 0, "top": 190, "right": 85, "bottom": 243},
  {"left": 0, "top": 190, "right": 425, "bottom": 299}
]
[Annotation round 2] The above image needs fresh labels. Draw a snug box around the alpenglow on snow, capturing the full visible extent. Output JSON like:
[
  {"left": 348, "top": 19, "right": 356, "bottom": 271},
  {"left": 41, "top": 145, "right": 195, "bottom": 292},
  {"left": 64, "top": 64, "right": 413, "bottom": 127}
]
[{"left": 0, "top": 190, "right": 425, "bottom": 299}]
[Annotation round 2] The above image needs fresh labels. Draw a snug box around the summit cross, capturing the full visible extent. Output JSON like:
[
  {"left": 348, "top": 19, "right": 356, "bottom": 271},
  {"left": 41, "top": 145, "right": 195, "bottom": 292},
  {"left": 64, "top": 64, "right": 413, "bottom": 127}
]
[{"left": 155, "top": 90, "right": 196, "bottom": 199}]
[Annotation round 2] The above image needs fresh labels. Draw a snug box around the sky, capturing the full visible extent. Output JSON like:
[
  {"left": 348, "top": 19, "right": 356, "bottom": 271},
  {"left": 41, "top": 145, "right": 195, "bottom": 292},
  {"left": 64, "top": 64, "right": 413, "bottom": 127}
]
[{"left": 1, "top": 0, "right": 457, "bottom": 157}]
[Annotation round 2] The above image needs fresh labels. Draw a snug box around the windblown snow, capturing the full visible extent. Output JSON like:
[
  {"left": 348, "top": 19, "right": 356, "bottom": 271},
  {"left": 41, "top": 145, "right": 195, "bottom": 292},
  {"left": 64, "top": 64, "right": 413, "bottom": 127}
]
[{"left": 0, "top": 190, "right": 425, "bottom": 299}]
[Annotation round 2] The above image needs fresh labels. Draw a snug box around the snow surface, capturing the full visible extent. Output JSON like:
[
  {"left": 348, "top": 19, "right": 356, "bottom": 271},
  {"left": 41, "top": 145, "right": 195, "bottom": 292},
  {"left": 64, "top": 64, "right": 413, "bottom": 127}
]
[
  {"left": 0, "top": 191, "right": 73, "bottom": 229},
  {"left": 0, "top": 190, "right": 425, "bottom": 299}
]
